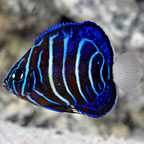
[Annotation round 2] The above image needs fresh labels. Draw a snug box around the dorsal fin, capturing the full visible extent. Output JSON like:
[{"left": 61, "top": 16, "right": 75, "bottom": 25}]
[{"left": 34, "top": 22, "right": 75, "bottom": 44}]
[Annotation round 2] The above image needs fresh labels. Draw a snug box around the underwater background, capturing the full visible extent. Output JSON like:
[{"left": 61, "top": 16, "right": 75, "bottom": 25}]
[{"left": 0, "top": 0, "right": 144, "bottom": 143}]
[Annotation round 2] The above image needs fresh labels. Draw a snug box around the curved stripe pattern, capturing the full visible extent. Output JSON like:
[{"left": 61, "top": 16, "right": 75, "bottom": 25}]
[
  {"left": 75, "top": 38, "right": 106, "bottom": 102},
  {"left": 32, "top": 70, "right": 60, "bottom": 105},
  {"left": 48, "top": 33, "right": 70, "bottom": 105},
  {"left": 88, "top": 51, "right": 99, "bottom": 96},
  {"left": 75, "top": 39, "right": 90, "bottom": 103},
  {"left": 87, "top": 40, "right": 106, "bottom": 95},
  {"left": 62, "top": 35, "right": 77, "bottom": 104},
  {"left": 26, "top": 95, "right": 41, "bottom": 106},
  {"left": 37, "top": 50, "right": 44, "bottom": 83},
  {"left": 26, "top": 95, "right": 64, "bottom": 112},
  {"left": 21, "top": 40, "right": 43, "bottom": 96},
  {"left": 99, "top": 53, "right": 106, "bottom": 91},
  {"left": 34, "top": 89, "right": 60, "bottom": 105}
]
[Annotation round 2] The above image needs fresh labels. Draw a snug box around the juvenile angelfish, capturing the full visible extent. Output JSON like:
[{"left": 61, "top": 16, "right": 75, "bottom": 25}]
[{"left": 3, "top": 21, "right": 141, "bottom": 118}]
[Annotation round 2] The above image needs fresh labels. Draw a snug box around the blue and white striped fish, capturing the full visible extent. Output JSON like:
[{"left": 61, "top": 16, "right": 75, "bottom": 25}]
[{"left": 3, "top": 21, "right": 141, "bottom": 118}]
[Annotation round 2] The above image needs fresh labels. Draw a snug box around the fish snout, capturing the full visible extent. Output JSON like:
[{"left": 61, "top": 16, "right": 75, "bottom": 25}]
[{"left": 2, "top": 79, "right": 8, "bottom": 90}]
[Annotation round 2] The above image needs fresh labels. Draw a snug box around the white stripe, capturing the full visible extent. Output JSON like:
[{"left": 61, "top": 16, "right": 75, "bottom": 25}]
[
  {"left": 21, "top": 40, "right": 43, "bottom": 96},
  {"left": 26, "top": 95, "right": 42, "bottom": 107},
  {"left": 75, "top": 38, "right": 89, "bottom": 103},
  {"left": 88, "top": 43, "right": 106, "bottom": 95},
  {"left": 48, "top": 33, "right": 70, "bottom": 105},
  {"left": 37, "top": 50, "right": 43, "bottom": 83},
  {"left": 88, "top": 51, "right": 99, "bottom": 95},
  {"left": 99, "top": 53, "right": 106, "bottom": 91},
  {"left": 75, "top": 38, "right": 106, "bottom": 102},
  {"left": 62, "top": 35, "right": 77, "bottom": 104},
  {"left": 26, "top": 95, "right": 65, "bottom": 112},
  {"left": 34, "top": 89, "right": 60, "bottom": 105}
]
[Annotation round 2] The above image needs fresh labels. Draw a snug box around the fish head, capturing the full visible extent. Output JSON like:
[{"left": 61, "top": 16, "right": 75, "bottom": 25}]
[{"left": 2, "top": 49, "right": 36, "bottom": 98}]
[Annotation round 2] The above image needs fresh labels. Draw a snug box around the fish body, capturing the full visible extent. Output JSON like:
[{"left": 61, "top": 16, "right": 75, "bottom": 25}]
[{"left": 3, "top": 21, "right": 140, "bottom": 118}]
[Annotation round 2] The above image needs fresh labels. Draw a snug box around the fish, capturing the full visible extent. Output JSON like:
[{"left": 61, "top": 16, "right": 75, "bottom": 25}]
[{"left": 2, "top": 21, "right": 141, "bottom": 118}]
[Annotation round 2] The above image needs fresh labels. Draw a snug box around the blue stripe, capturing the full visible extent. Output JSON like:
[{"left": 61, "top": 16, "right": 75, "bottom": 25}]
[
  {"left": 27, "top": 95, "right": 41, "bottom": 106},
  {"left": 8, "top": 58, "right": 25, "bottom": 95},
  {"left": 75, "top": 39, "right": 89, "bottom": 103},
  {"left": 27, "top": 82, "right": 30, "bottom": 89},
  {"left": 89, "top": 42, "right": 106, "bottom": 94},
  {"left": 6, "top": 56, "right": 25, "bottom": 80},
  {"left": 32, "top": 71, "right": 36, "bottom": 90},
  {"left": 34, "top": 89, "right": 60, "bottom": 105},
  {"left": 62, "top": 35, "right": 77, "bottom": 104},
  {"left": 12, "top": 80, "right": 18, "bottom": 95},
  {"left": 99, "top": 53, "right": 106, "bottom": 91},
  {"left": 17, "top": 58, "right": 25, "bottom": 68},
  {"left": 26, "top": 96, "right": 64, "bottom": 112},
  {"left": 108, "top": 65, "right": 110, "bottom": 80},
  {"left": 37, "top": 50, "right": 43, "bottom": 83},
  {"left": 32, "top": 71, "right": 60, "bottom": 105},
  {"left": 98, "top": 83, "right": 102, "bottom": 90},
  {"left": 88, "top": 51, "right": 99, "bottom": 96},
  {"left": 88, "top": 42, "right": 106, "bottom": 91},
  {"left": 75, "top": 38, "right": 106, "bottom": 101},
  {"left": 48, "top": 33, "right": 70, "bottom": 105},
  {"left": 21, "top": 40, "right": 43, "bottom": 96},
  {"left": 77, "top": 38, "right": 106, "bottom": 96},
  {"left": 85, "top": 85, "right": 93, "bottom": 99},
  {"left": 7, "top": 58, "right": 25, "bottom": 91},
  {"left": 9, "top": 89, "right": 14, "bottom": 94}
]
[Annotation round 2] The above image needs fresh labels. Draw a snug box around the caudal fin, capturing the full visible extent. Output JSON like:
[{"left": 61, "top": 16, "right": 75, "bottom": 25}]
[{"left": 113, "top": 52, "right": 142, "bottom": 92}]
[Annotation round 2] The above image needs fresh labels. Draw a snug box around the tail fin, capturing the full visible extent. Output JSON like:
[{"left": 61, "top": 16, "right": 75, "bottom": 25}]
[{"left": 113, "top": 52, "right": 142, "bottom": 92}]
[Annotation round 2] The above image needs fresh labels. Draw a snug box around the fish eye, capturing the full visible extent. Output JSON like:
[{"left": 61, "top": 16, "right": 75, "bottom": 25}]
[{"left": 12, "top": 69, "right": 24, "bottom": 82}]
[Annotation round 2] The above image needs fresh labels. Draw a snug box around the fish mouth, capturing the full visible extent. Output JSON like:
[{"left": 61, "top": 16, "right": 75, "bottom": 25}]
[
  {"left": 2, "top": 79, "right": 7, "bottom": 88},
  {"left": 2, "top": 79, "right": 21, "bottom": 97},
  {"left": 2, "top": 82, "right": 7, "bottom": 88},
  {"left": 2, "top": 79, "right": 9, "bottom": 91}
]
